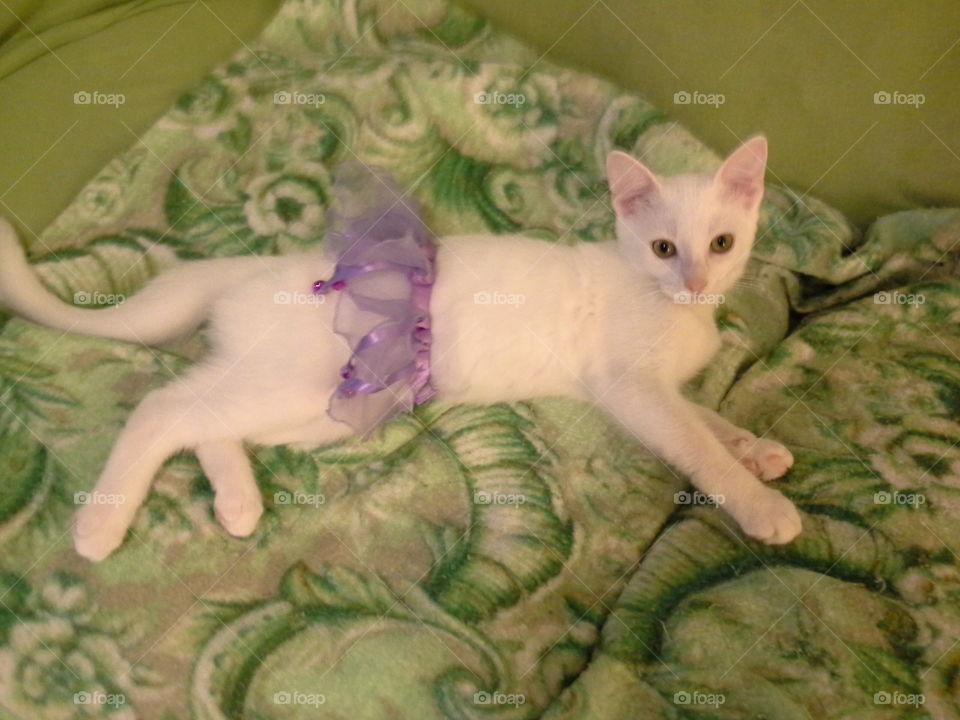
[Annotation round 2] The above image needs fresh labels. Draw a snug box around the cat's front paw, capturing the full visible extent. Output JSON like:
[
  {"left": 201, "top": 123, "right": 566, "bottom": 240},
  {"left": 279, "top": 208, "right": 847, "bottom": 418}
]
[
  {"left": 732, "top": 435, "right": 794, "bottom": 481},
  {"left": 727, "top": 486, "right": 802, "bottom": 545},
  {"left": 73, "top": 501, "right": 130, "bottom": 562}
]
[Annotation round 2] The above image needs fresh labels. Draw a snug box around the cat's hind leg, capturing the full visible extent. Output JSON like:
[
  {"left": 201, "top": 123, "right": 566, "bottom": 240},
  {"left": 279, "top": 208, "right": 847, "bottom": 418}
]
[
  {"left": 197, "top": 440, "right": 262, "bottom": 537},
  {"left": 73, "top": 383, "right": 196, "bottom": 561},
  {"left": 72, "top": 376, "right": 227, "bottom": 561},
  {"left": 73, "top": 363, "right": 350, "bottom": 561}
]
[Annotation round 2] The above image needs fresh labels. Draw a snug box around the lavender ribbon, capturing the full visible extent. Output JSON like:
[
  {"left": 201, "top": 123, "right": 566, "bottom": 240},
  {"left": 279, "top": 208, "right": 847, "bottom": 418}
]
[{"left": 314, "top": 170, "right": 437, "bottom": 436}]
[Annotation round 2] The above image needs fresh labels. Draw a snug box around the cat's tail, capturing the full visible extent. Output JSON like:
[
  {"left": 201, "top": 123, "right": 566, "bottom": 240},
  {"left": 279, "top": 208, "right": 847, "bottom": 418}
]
[{"left": 0, "top": 218, "right": 259, "bottom": 346}]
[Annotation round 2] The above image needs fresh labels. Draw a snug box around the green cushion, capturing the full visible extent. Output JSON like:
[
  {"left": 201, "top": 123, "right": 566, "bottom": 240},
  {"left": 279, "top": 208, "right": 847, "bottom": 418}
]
[
  {"left": 0, "top": 0, "right": 283, "bottom": 235},
  {"left": 456, "top": 0, "right": 960, "bottom": 226}
]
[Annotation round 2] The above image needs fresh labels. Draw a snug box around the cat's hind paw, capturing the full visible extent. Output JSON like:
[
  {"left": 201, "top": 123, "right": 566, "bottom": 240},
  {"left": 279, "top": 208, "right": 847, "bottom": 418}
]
[
  {"left": 214, "top": 489, "right": 263, "bottom": 537},
  {"left": 73, "top": 501, "right": 130, "bottom": 562}
]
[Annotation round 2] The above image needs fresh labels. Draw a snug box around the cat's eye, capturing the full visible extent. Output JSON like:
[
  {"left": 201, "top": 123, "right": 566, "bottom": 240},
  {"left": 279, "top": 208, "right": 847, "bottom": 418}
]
[
  {"left": 710, "top": 233, "right": 734, "bottom": 253},
  {"left": 651, "top": 239, "right": 676, "bottom": 258}
]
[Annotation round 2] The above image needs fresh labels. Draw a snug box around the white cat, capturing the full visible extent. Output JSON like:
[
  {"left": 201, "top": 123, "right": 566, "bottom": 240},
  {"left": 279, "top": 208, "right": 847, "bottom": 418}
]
[{"left": 0, "top": 136, "right": 801, "bottom": 562}]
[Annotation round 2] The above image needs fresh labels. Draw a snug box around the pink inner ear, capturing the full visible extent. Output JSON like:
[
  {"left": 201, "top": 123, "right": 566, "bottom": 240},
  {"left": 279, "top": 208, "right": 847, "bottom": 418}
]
[
  {"left": 724, "top": 176, "right": 763, "bottom": 204},
  {"left": 717, "top": 138, "right": 767, "bottom": 208},
  {"left": 607, "top": 151, "right": 660, "bottom": 216},
  {"left": 613, "top": 190, "right": 654, "bottom": 217}
]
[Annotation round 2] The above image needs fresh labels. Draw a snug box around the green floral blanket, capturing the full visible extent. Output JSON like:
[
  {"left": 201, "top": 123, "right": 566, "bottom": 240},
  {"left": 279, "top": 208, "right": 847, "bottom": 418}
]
[{"left": 2, "top": 1, "right": 959, "bottom": 718}]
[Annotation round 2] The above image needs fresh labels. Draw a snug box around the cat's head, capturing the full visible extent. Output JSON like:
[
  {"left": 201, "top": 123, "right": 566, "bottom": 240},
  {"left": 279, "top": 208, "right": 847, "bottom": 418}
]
[{"left": 606, "top": 136, "right": 767, "bottom": 301}]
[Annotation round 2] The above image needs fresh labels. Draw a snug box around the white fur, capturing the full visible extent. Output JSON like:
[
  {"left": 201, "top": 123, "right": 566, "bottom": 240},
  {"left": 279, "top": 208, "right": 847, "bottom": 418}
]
[{"left": 0, "top": 136, "right": 801, "bottom": 561}]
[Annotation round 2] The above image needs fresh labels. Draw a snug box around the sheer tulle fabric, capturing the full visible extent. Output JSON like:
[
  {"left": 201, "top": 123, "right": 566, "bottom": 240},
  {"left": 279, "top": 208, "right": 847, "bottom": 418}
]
[{"left": 313, "top": 164, "right": 436, "bottom": 435}]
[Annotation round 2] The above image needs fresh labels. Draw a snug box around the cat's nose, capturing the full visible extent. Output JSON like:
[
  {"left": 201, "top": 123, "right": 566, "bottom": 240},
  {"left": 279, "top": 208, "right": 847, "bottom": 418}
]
[{"left": 684, "top": 277, "right": 707, "bottom": 293}]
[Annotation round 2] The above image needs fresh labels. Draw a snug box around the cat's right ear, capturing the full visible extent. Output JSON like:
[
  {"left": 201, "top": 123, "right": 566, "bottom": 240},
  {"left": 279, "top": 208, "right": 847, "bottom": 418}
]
[{"left": 606, "top": 151, "right": 661, "bottom": 216}]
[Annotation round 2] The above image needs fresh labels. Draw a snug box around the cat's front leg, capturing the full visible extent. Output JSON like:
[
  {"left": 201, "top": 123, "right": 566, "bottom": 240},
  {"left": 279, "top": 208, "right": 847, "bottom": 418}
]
[
  {"left": 693, "top": 406, "right": 794, "bottom": 482},
  {"left": 596, "top": 382, "right": 802, "bottom": 544}
]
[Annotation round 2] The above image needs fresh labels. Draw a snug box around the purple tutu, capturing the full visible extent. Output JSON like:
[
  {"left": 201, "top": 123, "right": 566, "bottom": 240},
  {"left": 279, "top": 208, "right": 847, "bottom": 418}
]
[{"left": 313, "top": 163, "right": 436, "bottom": 436}]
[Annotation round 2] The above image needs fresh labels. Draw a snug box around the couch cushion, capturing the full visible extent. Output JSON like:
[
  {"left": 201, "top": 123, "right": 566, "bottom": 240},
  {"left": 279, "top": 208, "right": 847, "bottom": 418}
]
[{"left": 456, "top": 0, "right": 960, "bottom": 226}]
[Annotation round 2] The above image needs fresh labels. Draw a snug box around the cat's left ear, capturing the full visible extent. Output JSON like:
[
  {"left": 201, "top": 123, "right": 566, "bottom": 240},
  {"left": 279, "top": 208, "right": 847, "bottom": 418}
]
[{"left": 715, "top": 135, "right": 767, "bottom": 210}]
